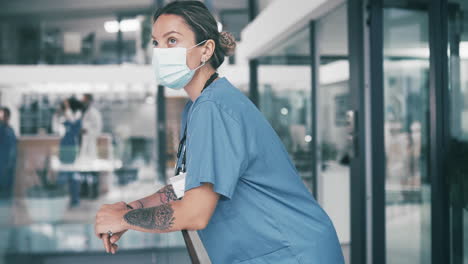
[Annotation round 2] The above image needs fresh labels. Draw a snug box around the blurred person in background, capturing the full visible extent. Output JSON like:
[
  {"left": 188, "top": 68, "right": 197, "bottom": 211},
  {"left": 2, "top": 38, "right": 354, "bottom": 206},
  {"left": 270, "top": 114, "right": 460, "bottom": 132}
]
[
  {"left": 79, "top": 93, "right": 102, "bottom": 199},
  {"left": 53, "top": 97, "right": 83, "bottom": 207},
  {"left": 94, "top": 1, "right": 344, "bottom": 263},
  {"left": 0, "top": 107, "right": 17, "bottom": 202},
  {"left": 79, "top": 93, "right": 102, "bottom": 161}
]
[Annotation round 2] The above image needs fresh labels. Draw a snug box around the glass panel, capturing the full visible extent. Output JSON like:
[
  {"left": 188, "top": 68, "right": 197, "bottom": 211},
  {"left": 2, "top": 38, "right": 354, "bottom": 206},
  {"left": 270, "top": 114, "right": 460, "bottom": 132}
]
[
  {"left": 316, "top": 4, "right": 350, "bottom": 263},
  {"left": 447, "top": 1, "right": 468, "bottom": 263},
  {"left": 0, "top": 83, "right": 190, "bottom": 263},
  {"left": 0, "top": 3, "right": 250, "bottom": 65},
  {"left": 0, "top": 15, "right": 147, "bottom": 65},
  {"left": 257, "top": 25, "right": 313, "bottom": 191},
  {"left": 383, "top": 7, "right": 431, "bottom": 264}
]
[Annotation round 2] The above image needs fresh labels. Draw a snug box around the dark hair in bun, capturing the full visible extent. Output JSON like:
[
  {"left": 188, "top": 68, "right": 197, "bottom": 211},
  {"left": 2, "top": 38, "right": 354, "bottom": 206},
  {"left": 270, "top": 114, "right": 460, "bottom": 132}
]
[
  {"left": 153, "top": 1, "right": 236, "bottom": 69},
  {"left": 219, "top": 31, "right": 236, "bottom": 57}
]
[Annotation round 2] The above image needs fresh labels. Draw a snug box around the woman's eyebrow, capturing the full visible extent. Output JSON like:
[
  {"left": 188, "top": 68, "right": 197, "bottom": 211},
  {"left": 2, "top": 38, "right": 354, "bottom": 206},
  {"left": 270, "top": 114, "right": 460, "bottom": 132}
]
[
  {"left": 152, "top": 30, "right": 182, "bottom": 40},
  {"left": 163, "top": 30, "right": 182, "bottom": 37}
]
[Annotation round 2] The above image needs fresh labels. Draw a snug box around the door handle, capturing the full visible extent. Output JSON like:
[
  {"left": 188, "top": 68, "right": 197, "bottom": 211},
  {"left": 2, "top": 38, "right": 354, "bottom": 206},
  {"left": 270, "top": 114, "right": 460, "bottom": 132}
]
[{"left": 346, "top": 110, "right": 358, "bottom": 159}]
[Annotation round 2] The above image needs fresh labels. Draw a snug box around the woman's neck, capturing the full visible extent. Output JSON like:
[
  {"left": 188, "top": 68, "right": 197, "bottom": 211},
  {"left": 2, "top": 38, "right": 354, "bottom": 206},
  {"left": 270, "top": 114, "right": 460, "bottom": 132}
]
[{"left": 184, "top": 66, "right": 217, "bottom": 102}]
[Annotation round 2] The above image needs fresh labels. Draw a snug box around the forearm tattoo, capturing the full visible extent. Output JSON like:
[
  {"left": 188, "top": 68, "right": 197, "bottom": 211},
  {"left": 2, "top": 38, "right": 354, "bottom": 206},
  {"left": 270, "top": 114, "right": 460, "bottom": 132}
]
[
  {"left": 124, "top": 204, "right": 175, "bottom": 230},
  {"left": 157, "top": 185, "right": 178, "bottom": 203}
]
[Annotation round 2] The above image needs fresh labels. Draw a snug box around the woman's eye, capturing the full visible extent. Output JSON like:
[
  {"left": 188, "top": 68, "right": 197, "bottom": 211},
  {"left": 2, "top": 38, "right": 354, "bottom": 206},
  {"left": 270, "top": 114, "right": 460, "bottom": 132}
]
[
  {"left": 152, "top": 40, "right": 158, "bottom": 47},
  {"left": 168, "top": 38, "right": 177, "bottom": 45}
]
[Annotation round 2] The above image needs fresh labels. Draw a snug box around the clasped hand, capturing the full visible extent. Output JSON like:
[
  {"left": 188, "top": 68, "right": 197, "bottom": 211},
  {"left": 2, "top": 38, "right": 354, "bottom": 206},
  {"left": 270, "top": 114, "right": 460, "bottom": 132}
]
[{"left": 94, "top": 201, "right": 130, "bottom": 254}]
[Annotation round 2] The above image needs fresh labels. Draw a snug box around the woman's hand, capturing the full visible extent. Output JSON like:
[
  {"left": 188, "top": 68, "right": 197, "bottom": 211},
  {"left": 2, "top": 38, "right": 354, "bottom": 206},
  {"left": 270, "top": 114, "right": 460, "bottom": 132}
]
[
  {"left": 95, "top": 202, "right": 130, "bottom": 240},
  {"left": 103, "top": 230, "right": 127, "bottom": 254},
  {"left": 95, "top": 201, "right": 132, "bottom": 254}
]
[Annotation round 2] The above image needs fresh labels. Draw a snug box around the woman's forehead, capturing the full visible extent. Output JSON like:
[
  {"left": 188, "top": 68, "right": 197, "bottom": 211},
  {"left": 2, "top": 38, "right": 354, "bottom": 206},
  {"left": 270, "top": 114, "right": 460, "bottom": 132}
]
[{"left": 152, "top": 14, "right": 193, "bottom": 39}]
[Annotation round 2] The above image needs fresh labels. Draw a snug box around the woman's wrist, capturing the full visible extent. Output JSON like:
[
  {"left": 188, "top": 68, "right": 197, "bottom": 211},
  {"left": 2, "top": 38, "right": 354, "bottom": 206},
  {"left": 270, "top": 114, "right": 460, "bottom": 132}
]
[
  {"left": 121, "top": 201, "right": 139, "bottom": 231},
  {"left": 128, "top": 200, "right": 144, "bottom": 209},
  {"left": 120, "top": 210, "right": 132, "bottom": 231}
]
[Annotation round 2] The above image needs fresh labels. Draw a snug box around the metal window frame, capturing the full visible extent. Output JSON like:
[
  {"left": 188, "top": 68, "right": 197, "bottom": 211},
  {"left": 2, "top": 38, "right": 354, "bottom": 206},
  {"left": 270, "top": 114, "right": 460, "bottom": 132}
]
[
  {"left": 248, "top": 59, "right": 259, "bottom": 107},
  {"left": 428, "top": 0, "right": 450, "bottom": 263},
  {"left": 248, "top": 0, "right": 259, "bottom": 107},
  {"left": 309, "top": 20, "right": 319, "bottom": 198},
  {"left": 364, "top": 0, "right": 386, "bottom": 263},
  {"left": 347, "top": 0, "right": 369, "bottom": 263},
  {"left": 248, "top": 0, "right": 258, "bottom": 23},
  {"left": 156, "top": 85, "right": 166, "bottom": 183},
  {"left": 154, "top": 0, "right": 166, "bottom": 184}
]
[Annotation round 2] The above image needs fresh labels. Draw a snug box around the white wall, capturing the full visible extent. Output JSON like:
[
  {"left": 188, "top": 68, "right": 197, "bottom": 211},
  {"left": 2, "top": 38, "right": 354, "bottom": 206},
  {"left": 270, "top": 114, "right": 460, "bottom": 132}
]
[{"left": 238, "top": 0, "right": 344, "bottom": 59}]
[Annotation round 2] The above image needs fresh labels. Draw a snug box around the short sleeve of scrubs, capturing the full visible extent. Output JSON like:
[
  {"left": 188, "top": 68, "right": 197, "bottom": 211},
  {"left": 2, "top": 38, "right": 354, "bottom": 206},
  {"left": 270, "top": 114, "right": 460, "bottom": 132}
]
[{"left": 184, "top": 101, "right": 247, "bottom": 200}]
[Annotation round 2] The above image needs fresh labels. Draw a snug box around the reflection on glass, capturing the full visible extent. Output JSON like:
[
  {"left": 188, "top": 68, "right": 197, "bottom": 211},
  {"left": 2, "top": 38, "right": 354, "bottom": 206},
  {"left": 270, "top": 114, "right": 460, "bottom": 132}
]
[
  {"left": 317, "top": 4, "right": 350, "bottom": 261},
  {"left": 383, "top": 8, "right": 431, "bottom": 264}
]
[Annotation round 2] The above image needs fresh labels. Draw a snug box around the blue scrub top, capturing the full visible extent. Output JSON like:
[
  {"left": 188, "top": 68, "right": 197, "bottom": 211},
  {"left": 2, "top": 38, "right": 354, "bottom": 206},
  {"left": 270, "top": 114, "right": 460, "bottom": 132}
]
[
  {"left": 59, "top": 119, "right": 82, "bottom": 164},
  {"left": 0, "top": 123, "right": 17, "bottom": 198},
  {"left": 178, "top": 77, "right": 344, "bottom": 264}
]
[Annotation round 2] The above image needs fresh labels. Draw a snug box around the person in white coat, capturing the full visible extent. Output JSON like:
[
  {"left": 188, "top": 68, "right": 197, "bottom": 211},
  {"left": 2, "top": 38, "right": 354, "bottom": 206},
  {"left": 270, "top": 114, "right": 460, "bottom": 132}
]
[
  {"left": 79, "top": 94, "right": 103, "bottom": 199},
  {"left": 79, "top": 94, "right": 102, "bottom": 161}
]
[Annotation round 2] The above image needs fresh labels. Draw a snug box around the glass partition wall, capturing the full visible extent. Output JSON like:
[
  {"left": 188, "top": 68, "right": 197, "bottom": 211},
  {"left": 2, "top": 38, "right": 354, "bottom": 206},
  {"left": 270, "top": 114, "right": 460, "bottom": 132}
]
[
  {"left": 0, "top": 82, "right": 190, "bottom": 264},
  {"left": 382, "top": 5, "right": 431, "bottom": 264},
  {"left": 316, "top": 4, "right": 350, "bottom": 261}
]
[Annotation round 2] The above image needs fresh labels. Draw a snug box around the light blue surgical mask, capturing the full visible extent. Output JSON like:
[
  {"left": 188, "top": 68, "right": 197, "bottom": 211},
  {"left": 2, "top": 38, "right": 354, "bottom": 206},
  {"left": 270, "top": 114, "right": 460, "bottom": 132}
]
[{"left": 152, "top": 40, "right": 207, "bottom": 89}]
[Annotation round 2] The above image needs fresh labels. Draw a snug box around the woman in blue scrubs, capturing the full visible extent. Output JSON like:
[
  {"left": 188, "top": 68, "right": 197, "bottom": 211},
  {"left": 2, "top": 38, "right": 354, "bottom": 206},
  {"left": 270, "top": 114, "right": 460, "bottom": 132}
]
[{"left": 95, "top": 1, "right": 344, "bottom": 263}]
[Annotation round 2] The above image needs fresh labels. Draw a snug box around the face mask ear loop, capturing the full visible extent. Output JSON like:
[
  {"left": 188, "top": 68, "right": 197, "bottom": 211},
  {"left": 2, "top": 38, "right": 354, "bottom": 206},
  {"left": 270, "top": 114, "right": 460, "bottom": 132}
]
[
  {"left": 191, "top": 59, "right": 206, "bottom": 72},
  {"left": 188, "top": 39, "right": 208, "bottom": 50},
  {"left": 187, "top": 40, "right": 208, "bottom": 71}
]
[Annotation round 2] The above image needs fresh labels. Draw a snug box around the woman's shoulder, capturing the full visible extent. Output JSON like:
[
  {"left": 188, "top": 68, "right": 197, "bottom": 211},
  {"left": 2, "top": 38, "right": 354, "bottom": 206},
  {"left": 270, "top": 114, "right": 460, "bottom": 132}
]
[
  {"left": 195, "top": 77, "right": 250, "bottom": 118},
  {"left": 204, "top": 77, "right": 245, "bottom": 99}
]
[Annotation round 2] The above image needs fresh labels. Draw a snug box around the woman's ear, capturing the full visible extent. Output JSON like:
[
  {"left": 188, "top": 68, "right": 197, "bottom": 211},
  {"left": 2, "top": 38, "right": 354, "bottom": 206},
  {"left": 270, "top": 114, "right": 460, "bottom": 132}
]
[{"left": 202, "top": 39, "right": 216, "bottom": 62}]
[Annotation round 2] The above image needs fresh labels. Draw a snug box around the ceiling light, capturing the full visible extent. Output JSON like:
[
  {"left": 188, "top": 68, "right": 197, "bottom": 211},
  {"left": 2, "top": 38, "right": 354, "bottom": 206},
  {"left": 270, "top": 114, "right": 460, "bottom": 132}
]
[
  {"left": 120, "top": 19, "right": 140, "bottom": 32},
  {"left": 104, "top": 19, "right": 140, "bottom": 33},
  {"left": 280, "top": 107, "right": 288, "bottom": 115},
  {"left": 104, "top": 21, "right": 120, "bottom": 33}
]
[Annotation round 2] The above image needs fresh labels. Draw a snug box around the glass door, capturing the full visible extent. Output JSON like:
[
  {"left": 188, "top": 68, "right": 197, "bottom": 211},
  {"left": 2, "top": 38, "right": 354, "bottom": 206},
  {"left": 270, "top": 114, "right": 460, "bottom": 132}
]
[
  {"left": 316, "top": 4, "right": 351, "bottom": 263},
  {"left": 382, "top": 4, "right": 431, "bottom": 264},
  {"left": 361, "top": 0, "right": 456, "bottom": 262},
  {"left": 448, "top": 1, "right": 468, "bottom": 263}
]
